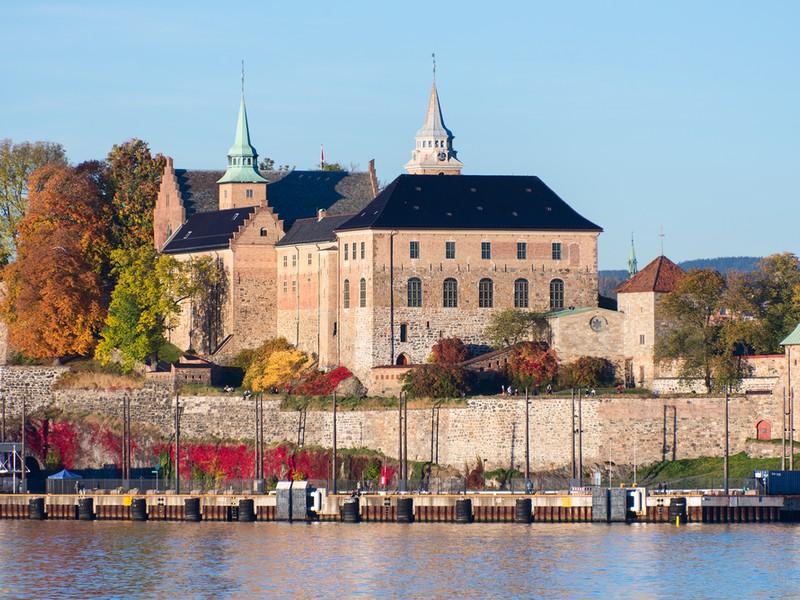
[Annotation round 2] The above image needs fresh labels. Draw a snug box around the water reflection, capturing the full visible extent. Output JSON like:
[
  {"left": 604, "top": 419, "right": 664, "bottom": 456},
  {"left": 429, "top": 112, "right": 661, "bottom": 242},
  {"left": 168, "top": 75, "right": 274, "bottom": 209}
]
[{"left": 0, "top": 521, "right": 797, "bottom": 599}]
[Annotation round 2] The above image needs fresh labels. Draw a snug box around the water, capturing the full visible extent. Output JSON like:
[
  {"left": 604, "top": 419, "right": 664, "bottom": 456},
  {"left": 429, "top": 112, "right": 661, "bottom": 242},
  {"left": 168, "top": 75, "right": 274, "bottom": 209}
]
[{"left": 1, "top": 521, "right": 798, "bottom": 599}]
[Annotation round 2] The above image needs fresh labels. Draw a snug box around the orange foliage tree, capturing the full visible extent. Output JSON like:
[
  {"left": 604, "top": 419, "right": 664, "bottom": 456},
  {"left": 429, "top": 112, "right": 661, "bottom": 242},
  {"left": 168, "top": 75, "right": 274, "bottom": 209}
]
[
  {"left": 1, "top": 162, "right": 113, "bottom": 358},
  {"left": 505, "top": 342, "right": 558, "bottom": 390}
]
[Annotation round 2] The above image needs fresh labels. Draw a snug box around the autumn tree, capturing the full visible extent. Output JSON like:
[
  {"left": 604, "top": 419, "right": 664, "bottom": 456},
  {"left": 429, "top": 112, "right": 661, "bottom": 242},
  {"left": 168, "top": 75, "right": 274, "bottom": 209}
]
[
  {"left": 244, "top": 347, "right": 311, "bottom": 392},
  {"left": 96, "top": 248, "right": 224, "bottom": 368},
  {"left": 402, "top": 364, "right": 474, "bottom": 399},
  {"left": 106, "top": 139, "right": 166, "bottom": 249},
  {"left": 0, "top": 139, "right": 67, "bottom": 263},
  {"left": 484, "top": 309, "right": 550, "bottom": 349},
  {"left": 505, "top": 343, "right": 558, "bottom": 389},
  {"left": 655, "top": 269, "right": 744, "bottom": 392},
  {"left": 558, "top": 356, "right": 615, "bottom": 388},
  {"left": 1, "top": 162, "right": 113, "bottom": 359},
  {"left": 429, "top": 337, "right": 470, "bottom": 365}
]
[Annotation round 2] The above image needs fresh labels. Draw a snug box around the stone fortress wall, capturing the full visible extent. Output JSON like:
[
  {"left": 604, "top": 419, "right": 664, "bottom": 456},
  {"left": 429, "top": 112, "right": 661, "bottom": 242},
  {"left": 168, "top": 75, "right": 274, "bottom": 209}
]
[{"left": 0, "top": 367, "right": 784, "bottom": 472}]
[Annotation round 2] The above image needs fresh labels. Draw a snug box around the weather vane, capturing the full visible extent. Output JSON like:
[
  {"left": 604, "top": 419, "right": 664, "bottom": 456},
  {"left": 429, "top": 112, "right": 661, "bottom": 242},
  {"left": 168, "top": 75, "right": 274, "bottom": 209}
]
[
  {"left": 659, "top": 226, "right": 665, "bottom": 256},
  {"left": 432, "top": 52, "right": 436, "bottom": 80},
  {"left": 241, "top": 60, "right": 245, "bottom": 93}
]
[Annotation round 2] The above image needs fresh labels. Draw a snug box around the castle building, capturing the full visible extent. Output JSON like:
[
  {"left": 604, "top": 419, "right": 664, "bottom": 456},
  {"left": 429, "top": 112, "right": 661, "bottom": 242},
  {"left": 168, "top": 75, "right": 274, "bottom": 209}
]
[{"left": 154, "top": 79, "right": 603, "bottom": 390}]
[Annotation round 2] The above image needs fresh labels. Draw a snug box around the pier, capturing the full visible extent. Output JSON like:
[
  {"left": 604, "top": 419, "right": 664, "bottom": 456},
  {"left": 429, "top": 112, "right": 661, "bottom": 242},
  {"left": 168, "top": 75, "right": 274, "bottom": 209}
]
[{"left": 0, "top": 489, "right": 788, "bottom": 524}]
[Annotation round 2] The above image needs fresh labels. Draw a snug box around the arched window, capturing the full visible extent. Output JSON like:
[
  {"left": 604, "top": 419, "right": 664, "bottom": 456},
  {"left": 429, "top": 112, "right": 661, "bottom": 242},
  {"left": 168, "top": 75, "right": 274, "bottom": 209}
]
[
  {"left": 343, "top": 279, "right": 350, "bottom": 309},
  {"left": 359, "top": 278, "right": 367, "bottom": 307},
  {"left": 479, "top": 278, "right": 494, "bottom": 308},
  {"left": 443, "top": 278, "right": 458, "bottom": 308},
  {"left": 514, "top": 278, "right": 529, "bottom": 308},
  {"left": 550, "top": 279, "right": 564, "bottom": 310},
  {"left": 408, "top": 278, "right": 422, "bottom": 308}
]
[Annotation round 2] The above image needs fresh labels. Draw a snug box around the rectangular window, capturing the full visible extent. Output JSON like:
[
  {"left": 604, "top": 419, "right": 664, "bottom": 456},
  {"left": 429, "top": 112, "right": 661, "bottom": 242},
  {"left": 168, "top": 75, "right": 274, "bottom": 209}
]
[
  {"left": 292, "top": 254, "right": 297, "bottom": 267},
  {"left": 410, "top": 241, "right": 420, "bottom": 259},
  {"left": 283, "top": 281, "right": 287, "bottom": 293},
  {"left": 552, "top": 242, "right": 562, "bottom": 260},
  {"left": 639, "top": 334, "right": 646, "bottom": 345},
  {"left": 481, "top": 242, "right": 491, "bottom": 260},
  {"left": 407, "top": 278, "right": 422, "bottom": 308},
  {"left": 307, "top": 253, "right": 312, "bottom": 265},
  {"left": 344, "top": 244, "right": 349, "bottom": 261},
  {"left": 517, "top": 242, "right": 527, "bottom": 260},
  {"left": 445, "top": 241, "right": 456, "bottom": 260},
  {"left": 246, "top": 188, "right": 253, "bottom": 198},
  {"left": 360, "top": 241, "right": 365, "bottom": 259},
  {"left": 283, "top": 255, "right": 287, "bottom": 268},
  {"left": 400, "top": 324, "right": 408, "bottom": 343},
  {"left": 352, "top": 243, "right": 357, "bottom": 260},
  {"left": 292, "top": 280, "right": 297, "bottom": 293}
]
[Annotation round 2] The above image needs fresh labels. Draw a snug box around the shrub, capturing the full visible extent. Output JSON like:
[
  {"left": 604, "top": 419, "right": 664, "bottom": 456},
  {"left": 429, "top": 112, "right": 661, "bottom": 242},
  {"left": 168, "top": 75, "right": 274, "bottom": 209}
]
[
  {"left": 558, "top": 356, "right": 616, "bottom": 388},
  {"left": 291, "top": 366, "right": 352, "bottom": 396},
  {"left": 429, "top": 337, "right": 470, "bottom": 366},
  {"left": 402, "top": 364, "right": 474, "bottom": 399}
]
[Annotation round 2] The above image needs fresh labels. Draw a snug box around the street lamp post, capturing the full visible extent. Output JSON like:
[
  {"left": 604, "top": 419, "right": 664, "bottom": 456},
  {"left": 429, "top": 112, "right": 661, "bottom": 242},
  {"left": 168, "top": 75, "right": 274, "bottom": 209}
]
[
  {"left": 724, "top": 386, "right": 730, "bottom": 495},
  {"left": 332, "top": 391, "right": 337, "bottom": 495},
  {"left": 524, "top": 387, "right": 530, "bottom": 481}
]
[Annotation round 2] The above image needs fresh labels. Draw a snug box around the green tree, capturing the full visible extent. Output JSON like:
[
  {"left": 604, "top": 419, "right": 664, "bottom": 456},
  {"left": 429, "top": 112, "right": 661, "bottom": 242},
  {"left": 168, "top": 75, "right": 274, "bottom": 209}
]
[
  {"left": 655, "top": 269, "right": 743, "bottom": 392},
  {"left": 106, "top": 139, "right": 166, "bottom": 249},
  {"left": 96, "top": 248, "right": 222, "bottom": 368},
  {"left": 0, "top": 139, "right": 67, "bottom": 263},
  {"left": 484, "top": 308, "right": 550, "bottom": 348},
  {"left": 558, "top": 356, "right": 615, "bottom": 388},
  {"left": 402, "top": 364, "right": 474, "bottom": 399}
]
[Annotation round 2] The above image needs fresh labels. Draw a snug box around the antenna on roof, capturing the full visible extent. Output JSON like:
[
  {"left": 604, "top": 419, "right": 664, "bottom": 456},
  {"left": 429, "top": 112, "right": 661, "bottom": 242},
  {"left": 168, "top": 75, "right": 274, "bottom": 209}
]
[
  {"left": 241, "top": 60, "right": 245, "bottom": 94},
  {"left": 432, "top": 52, "right": 436, "bottom": 82},
  {"left": 659, "top": 226, "right": 665, "bottom": 256}
]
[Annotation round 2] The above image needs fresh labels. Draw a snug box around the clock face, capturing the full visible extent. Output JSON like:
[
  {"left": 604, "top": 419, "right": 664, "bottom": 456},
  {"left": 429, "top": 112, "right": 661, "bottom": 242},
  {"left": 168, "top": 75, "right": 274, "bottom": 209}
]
[
  {"left": 437, "top": 151, "right": 447, "bottom": 161},
  {"left": 590, "top": 316, "right": 604, "bottom": 331}
]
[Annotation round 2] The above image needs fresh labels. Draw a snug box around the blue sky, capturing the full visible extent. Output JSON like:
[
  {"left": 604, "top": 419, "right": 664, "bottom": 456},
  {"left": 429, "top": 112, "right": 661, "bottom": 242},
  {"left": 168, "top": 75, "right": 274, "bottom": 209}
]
[{"left": 2, "top": 1, "right": 798, "bottom": 270}]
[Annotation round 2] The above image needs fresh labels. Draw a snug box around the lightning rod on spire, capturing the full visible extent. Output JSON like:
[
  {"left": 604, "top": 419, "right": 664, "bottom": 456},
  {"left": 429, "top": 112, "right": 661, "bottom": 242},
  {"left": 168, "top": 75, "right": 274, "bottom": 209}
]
[
  {"left": 241, "top": 60, "right": 245, "bottom": 94},
  {"left": 432, "top": 52, "right": 436, "bottom": 81}
]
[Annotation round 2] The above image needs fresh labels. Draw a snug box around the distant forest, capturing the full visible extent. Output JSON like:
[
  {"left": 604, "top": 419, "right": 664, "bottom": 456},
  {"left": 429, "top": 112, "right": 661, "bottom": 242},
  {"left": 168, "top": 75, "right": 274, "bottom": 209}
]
[{"left": 599, "top": 256, "right": 761, "bottom": 299}]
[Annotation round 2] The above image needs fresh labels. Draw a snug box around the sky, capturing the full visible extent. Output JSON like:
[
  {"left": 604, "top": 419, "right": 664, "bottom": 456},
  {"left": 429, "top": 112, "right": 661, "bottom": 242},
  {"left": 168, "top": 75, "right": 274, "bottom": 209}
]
[{"left": 2, "top": 1, "right": 798, "bottom": 270}]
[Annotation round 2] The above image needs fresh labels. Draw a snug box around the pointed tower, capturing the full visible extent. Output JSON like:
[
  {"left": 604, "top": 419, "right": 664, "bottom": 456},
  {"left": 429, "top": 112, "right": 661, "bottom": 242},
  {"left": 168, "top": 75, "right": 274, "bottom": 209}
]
[
  {"left": 628, "top": 234, "right": 638, "bottom": 279},
  {"left": 403, "top": 72, "right": 464, "bottom": 175},
  {"left": 217, "top": 95, "right": 268, "bottom": 209}
]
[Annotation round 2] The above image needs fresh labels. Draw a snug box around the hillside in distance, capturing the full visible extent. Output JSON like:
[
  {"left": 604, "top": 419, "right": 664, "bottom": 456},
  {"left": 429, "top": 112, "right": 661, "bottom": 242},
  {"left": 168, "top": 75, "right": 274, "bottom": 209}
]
[{"left": 599, "top": 256, "right": 761, "bottom": 299}]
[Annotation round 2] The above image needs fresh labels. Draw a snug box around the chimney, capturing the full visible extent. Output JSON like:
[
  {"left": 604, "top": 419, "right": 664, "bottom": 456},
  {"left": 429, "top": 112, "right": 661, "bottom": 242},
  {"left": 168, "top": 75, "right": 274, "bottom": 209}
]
[
  {"left": 368, "top": 159, "right": 379, "bottom": 198},
  {"left": 317, "top": 208, "right": 327, "bottom": 221}
]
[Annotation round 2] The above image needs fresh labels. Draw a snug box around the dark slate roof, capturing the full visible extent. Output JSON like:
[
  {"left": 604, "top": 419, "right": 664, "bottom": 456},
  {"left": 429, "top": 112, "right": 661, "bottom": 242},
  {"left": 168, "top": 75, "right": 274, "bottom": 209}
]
[
  {"left": 175, "top": 169, "right": 375, "bottom": 228},
  {"left": 335, "top": 174, "right": 602, "bottom": 232},
  {"left": 161, "top": 206, "right": 256, "bottom": 254},
  {"left": 614, "top": 256, "right": 684, "bottom": 294},
  {"left": 277, "top": 214, "right": 355, "bottom": 247}
]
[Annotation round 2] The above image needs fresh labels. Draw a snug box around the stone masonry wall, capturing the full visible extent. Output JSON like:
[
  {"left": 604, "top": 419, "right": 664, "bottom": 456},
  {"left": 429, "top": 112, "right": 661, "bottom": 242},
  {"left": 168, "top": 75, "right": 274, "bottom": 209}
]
[{"left": 0, "top": 367, "right": 786, "bottom": 473}]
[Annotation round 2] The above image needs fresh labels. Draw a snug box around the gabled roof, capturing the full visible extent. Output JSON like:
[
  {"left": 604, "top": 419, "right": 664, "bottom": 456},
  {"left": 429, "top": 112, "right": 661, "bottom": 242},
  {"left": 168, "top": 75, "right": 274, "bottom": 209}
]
[
  {"left": 335, "top": 174, "right": 601, "bottom": 232},
  {"left": 173, "top": 169, "right": 375, "bottom": 228},
  {"left": 161, "top": 206, "right": 256, "bottom": 254},
  {"left": 781, "top": 323, "right": 800, "bottom": 346},
  {"left": 614, "top": 255, "right": 684, "bottom": 294},
  {"left": 277, "top": 214, "right": 355, "bottom": 247}
]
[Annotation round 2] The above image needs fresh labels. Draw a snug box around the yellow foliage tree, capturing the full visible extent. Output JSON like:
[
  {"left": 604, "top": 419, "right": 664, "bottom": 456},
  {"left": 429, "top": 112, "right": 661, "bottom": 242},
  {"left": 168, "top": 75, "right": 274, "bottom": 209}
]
[{"left": 244, "top": 348, "right": 310, "bottom": 392}]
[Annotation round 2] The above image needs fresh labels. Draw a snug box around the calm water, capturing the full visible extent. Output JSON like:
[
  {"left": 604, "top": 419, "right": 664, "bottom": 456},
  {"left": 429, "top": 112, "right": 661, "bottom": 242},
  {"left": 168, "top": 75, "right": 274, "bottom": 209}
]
[{"left": 1, "top": 520, "right": 798, "bottom": 599}]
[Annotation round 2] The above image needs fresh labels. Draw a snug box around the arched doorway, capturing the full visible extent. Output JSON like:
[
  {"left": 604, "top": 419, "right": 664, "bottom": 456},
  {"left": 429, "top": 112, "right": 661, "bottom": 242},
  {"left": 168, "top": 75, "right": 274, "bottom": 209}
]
[
  {"left": 396, "top": 354, "right": 409, "bottom": 366},
  {"left": 756, "top": 420, "right": 771, "bottom": 441}
]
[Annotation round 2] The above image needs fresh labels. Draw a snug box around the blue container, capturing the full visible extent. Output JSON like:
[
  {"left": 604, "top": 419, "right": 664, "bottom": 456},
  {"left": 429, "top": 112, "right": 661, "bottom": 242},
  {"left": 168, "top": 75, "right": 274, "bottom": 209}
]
[{"left": 760, "top": 471, "right": 800, "bottom": 495}]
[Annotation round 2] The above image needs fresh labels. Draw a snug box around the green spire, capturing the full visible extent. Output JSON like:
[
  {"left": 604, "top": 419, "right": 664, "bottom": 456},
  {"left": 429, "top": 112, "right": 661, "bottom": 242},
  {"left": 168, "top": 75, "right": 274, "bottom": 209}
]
[
  {"left": 628, "top": 233, "right": 638, "bottom": 279},
  {"left": 217, "top": 95, "right": 268, "bottom": 184}
]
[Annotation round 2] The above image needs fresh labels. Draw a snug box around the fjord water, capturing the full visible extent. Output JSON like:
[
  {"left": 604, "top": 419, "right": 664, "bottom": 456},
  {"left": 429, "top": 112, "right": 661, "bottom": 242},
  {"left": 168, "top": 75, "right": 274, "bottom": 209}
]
[{"left": 1, "top": 521, "right": 796, "bottom": 599}]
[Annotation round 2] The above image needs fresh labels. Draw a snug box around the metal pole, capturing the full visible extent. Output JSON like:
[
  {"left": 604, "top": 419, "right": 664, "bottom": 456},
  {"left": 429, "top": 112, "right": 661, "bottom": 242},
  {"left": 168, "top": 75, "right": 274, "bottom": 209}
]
[
  {"left": 578, "top": 388, "right": 583, "bottom": 484},
  {"left": 430, "top": 406, "right": 435, "bottom": 463},
  {"left": 254, "top": 392, "right": 259, "bottom": 481},
  {"left": 571, "top": 389, "right": 576, "bottom": 479},
  {"left": 782, "top": 388, "right": 787, "bottom": 471},
  {"left": 791, "top": 376, "right": 795, "bottom": 471},
  {"left": 175, "top": 393, "right": 180, "bottom": 495},
  {"left": 21, "top": 396, "right": 26, "bottom": 493},
  {"left": 403, "top": 392, "right": 408, "bottom": 490},
  {"left": 332, "top": 391, "right": 338, "bottom": 495},
  {"left": 524, "top": 387, "right": 530, "bottom": 480},
  {"left": 435, "top": 406, "right": 439, "bottom": 464},
  {"left": 2, "top": 391, "right": 5, "bottom": 443},
  {"left": 724, "top": 386, "right": 729, "bottom": 495},
  {"left": 398, "top": 392, "right": 403, "bottom": 492}
]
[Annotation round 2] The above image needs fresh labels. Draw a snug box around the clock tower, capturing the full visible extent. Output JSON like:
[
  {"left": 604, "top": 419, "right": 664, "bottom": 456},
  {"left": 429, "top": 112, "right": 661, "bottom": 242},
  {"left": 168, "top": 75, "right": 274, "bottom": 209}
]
[{"left": 403, "top": 75, "right": 464, "bottom": 175}]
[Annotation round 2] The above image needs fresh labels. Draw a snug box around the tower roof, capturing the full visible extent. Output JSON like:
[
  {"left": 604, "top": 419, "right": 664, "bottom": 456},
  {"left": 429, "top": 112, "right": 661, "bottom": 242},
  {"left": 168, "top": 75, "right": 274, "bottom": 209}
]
[
  {"left": 781, "top": 323, "right": 800, "bottom": 346},
  {"left": 416, "top": 82, "right": 453, "bottom": 139},
  {"left": 614, "top": 255, "right": 684, "bottom": 294},
  {"left": 217, "top": 95, "right": 268, "bottom": 184}
]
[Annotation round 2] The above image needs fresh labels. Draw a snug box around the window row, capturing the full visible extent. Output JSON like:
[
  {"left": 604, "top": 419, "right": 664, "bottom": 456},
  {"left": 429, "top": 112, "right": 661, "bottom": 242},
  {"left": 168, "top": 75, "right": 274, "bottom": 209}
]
[
  {"left": 408, "top": 240, "right": 563, "bottom": 261},
  {"left": 344, "top": 241, "right": 366, "bottom": 261},
  {"left": 281, "top": 252, "right": 315, "bottom": 268},
  {"left": 342, "top": 278, "right": 368, "bottom": 309},
  {"left": 405, "top": 277, "right": 565, "bottom": 310}
]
